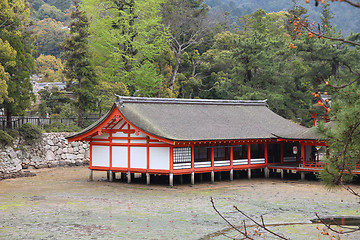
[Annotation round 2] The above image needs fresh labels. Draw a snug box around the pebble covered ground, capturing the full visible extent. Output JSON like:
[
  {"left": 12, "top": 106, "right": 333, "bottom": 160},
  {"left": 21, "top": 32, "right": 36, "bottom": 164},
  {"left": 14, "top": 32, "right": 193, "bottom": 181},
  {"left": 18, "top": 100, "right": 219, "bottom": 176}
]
[{"left": 0, "top": 167, "right": 359, "bottom": 239}]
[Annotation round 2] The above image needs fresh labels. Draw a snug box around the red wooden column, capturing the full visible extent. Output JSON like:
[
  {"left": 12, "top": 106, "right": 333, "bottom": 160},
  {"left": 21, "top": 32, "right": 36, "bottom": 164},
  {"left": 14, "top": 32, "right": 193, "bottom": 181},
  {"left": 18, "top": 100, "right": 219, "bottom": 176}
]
[
  {"left": 170, "top": 146, "right": 173, "bottom": 172},
  {"left": 109, "top": 133, "right": 113, "bottom": 169},
  {"left": 191, "top": 145, "right": 194, "bottom": 170},
  {"left": 301, "top": 143, "right": 305, "bottom": 167},
  {"left": 146, "top": 136, "right": 150, "bottom": 170},
  {"left": 264, "top": 143, "right": 268, "bottom": 164},
  {"left": 211, "top": 147, "right": 214, "bottom": 168},
  {"left": 230, "top": 146, "right": 233, "bottom": 167},
  {"left": 280, "top": 142, "right": 284, "bottom": 164},
  {"left": 127, "top": 124, "right": 131, "bottom": 169},
  {"left": 247, "top": 144, "right": 251, "bottom": 165}
]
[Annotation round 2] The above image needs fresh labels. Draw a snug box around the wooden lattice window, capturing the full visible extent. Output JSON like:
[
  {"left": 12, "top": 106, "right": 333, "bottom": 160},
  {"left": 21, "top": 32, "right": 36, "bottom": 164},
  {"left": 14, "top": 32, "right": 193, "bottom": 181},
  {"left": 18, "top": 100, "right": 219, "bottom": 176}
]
[{"left": 173, "top": 147, "right": 192, "bottom": 163}]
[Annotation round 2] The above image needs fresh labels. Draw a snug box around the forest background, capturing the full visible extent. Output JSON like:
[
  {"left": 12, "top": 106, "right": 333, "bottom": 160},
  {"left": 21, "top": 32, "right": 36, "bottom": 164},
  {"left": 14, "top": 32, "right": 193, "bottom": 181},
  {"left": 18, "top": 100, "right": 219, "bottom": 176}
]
[{"left": 0, "top": 0, "right": 358, "bottom": 127}]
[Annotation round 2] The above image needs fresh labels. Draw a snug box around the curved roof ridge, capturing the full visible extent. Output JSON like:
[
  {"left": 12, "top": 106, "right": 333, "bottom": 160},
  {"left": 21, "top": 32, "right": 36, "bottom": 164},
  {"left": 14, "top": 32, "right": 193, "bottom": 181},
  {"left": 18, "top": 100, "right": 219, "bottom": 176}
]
[{"left": 116, "top": 96, "right": 267, "bottom": 106}]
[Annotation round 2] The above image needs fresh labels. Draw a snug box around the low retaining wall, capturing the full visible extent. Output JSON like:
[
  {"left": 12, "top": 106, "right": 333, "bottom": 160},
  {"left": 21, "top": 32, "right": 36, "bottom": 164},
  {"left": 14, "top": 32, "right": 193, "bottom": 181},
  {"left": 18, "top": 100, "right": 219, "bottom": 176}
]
[{"left": 0, "top": 132, "right": 89, "bottom": 179}]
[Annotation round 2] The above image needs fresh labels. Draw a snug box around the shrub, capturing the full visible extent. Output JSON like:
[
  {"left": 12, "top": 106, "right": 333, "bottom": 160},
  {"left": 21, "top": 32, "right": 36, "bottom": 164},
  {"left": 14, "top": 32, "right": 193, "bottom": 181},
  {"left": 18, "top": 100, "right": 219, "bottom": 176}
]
[
  {"left": 0, "top": 130, "right": 14, "bottom": 146},
  {"left": 5, "top": 129, "right": 20, "bottom": 139},
  {"left": 43, "top": 122, "right": 81, "bottom": 132},
  {"left": 19, "top": 123, "right": 42, "bottom": 143}
]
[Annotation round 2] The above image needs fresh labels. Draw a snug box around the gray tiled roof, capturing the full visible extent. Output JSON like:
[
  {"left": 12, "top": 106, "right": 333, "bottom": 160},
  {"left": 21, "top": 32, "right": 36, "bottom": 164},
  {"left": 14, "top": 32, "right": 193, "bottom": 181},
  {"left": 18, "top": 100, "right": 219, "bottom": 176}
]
[{"left": 68, "top": 97, "right": 319, "bottom": 142}]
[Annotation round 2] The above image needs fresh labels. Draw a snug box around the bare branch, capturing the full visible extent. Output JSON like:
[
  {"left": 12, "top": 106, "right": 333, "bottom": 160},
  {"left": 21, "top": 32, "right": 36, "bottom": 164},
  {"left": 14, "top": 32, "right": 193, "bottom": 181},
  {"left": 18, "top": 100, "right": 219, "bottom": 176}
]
[
  {"left": 301, "top": 22, "right": 360, "bottom": 47},
  {"left": 210, "top": 197, "right": 254, "bottom": 239},
  {"left": 343, "top": 0, "right": 360, "bottom": 8},
  {"left": 233, "top": 206, "right": 289, "bottom": 240}
]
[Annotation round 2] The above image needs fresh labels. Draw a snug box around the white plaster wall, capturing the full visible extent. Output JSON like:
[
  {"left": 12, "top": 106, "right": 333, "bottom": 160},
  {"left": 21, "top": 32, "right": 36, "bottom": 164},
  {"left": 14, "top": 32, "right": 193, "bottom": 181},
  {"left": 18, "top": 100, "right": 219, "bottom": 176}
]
[
  {"left": 113, "top": 139, "right": 128, "bottom": 143},
  {"left": 92, "top": 145, "right": 109, "bottom": 167},
  {"left": 112, "top": 146, "right": 128, "bottom": 168},
  {"left": 131, "top": 139, "right": 147, "bottom": 144},
  {"left": 149, "top": 147, "right": 169, "bottom": 170},
  {"left": 130, "top": 147, "right": 147, "bottom": 169}
]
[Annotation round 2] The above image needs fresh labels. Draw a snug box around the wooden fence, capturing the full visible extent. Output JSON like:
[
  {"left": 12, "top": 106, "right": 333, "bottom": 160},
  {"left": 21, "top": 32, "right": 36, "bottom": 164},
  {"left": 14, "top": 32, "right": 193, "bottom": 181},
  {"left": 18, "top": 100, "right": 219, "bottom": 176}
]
[{"left": 0, "top": 116, "right": 99, "bottom": 130}]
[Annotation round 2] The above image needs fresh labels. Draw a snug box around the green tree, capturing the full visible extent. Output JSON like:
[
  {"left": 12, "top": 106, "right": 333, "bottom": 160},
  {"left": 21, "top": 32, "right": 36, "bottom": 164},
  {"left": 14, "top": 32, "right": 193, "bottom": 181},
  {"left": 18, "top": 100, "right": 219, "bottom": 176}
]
[
  {"left": 289, "top": 1, "right": 360, "bottom": 186},
  {"left": 61, "top": 0, "right": 97, "bottom": 127},
  {"left": 0, "top": 0, "right": 35, "bottom": 129},
  {"left": 35, "top": 54, "right": 64, "bottom": 82},
  {"left": 0, "top": 38, "right": 16, "bottom": 104},
  {"left": 82, "top": 0, "right": 169, "bottom": 97},
  {"left": 36, "top": 3, "right": 65, "bottom": 21},
  {"left": 161, "top": 0, "right": 209, "bottom": 93},
  {"left": 33, "top": 18, "right": 68, "bottom": 58},
  {"left": 199, "top": 9, "right": 313, "bottom": 125},
  {"left": 37, "top": 86, "right": 72, "bottom": 117}
]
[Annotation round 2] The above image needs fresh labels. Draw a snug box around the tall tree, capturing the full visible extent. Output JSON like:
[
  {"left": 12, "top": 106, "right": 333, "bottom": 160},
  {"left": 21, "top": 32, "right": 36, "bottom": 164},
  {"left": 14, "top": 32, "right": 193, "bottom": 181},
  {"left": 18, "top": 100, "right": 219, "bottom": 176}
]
[
  {"left": 161, "top": 0, "right": 209, "bottom": 92},
  {"left": 32, "top": 18, "right": 68, "bottom": 58},
  {"left": 82, "top": 0, "right": 169, "bottom": 97},
  {"left": 0, "top": 0, "right": 35, "bottom": 129},
  {"left": 290, "top": 1, "right": 360, "bottom": 186},
  {"left": 61, "top": 0, "right": 97, "bottom": 127}
]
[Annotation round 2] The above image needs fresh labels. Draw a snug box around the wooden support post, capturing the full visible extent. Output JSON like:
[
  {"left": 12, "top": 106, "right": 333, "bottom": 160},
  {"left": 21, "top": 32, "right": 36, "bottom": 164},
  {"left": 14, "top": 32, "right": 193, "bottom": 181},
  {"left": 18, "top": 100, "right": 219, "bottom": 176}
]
[
  {"left": 109, "top": 170, "right": 114, "bottom": 182},
  {"left": 191, "top": 172, "right": 195, "bottom": 185},
  {"left": 127, "top": 171, "right": 131, "bottom": 184},
  {"left": 169, "top": 173, "right": 174, "bottom": 187},
  {"left": 265, "top": 167, "right": 269, "bottom": 178},
  {"left": 89, "top": 169, "right": 93, "bottom": 181},
  {"left": 146, "top": 173, "right": 150, "bottom": 185},
  {"left": 230, "top": 169, "right": 233, "bottom": 181},
  {"left": 280, "top": 169, "right": 284, "bottom": 180},
  {"left": 107, "top": 171, "right": 110, "bottom": 181},
  {"left": 235, "top": 170, "right": 239, "bottom": 179},
  {"left": 218, "top": 171, "right": 222, "bottom": 181},
  {"left": 199, "top": 173, "right": 203, "bottom": 183},
  {"left": 301, "top": 172, "right": 305, "bottom": 181},
  {"left": 248, "top": 168, "right": 251, "bottom": 179},
  {"left": 179, "top": 175, "right": 183, "bottom": 185},
  {"left": 211, "top": 171, "right": 215, "bottom": 184}
]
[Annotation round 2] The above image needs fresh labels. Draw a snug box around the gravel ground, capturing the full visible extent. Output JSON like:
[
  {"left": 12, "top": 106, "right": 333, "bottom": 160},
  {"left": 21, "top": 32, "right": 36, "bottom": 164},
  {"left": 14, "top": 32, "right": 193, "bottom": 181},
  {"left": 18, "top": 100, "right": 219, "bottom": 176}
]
[{"left": 0, "top": 167, "right": 360, "bottom": 240}]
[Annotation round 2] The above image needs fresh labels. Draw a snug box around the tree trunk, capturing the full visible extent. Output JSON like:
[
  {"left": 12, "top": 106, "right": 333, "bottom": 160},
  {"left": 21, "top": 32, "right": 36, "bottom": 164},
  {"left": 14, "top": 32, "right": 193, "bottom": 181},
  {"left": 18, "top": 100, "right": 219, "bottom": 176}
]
[
  {"left": 6, "top": 108, "right": 12, "bottom": 129},
  {"left": 169, "top": 51, "right": 181, "bottom": 92}
]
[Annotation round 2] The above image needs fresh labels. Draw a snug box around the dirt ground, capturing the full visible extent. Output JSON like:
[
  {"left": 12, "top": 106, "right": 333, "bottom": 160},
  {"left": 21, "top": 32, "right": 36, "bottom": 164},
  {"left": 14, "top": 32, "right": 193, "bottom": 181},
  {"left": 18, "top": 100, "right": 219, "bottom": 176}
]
[{"left": 0, "top": 167, "right": 360, "bottom": 240}]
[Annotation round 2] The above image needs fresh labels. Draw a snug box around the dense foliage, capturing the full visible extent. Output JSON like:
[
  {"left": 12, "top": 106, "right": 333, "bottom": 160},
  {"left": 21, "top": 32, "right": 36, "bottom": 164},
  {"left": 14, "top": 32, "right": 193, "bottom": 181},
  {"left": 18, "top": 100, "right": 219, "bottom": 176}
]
[
  {"left": 18, "top": 122, "right": 42, "bottom": 143},
  {"left": 0, "top": 130, "right": 14, "bottom": 146},
  {"left": 61, "top": 0, "right": 97, "bottom": 127},
  {"left": 0, "top": 0, "right": 35, "bottom": 128}
]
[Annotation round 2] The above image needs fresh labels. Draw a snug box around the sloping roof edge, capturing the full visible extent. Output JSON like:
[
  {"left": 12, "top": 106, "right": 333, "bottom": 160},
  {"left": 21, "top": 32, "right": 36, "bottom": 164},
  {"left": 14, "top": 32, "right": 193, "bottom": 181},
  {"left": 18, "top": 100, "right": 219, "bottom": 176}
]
[{"left": 116, "top": 95, "right": 268, "bottom": 106}]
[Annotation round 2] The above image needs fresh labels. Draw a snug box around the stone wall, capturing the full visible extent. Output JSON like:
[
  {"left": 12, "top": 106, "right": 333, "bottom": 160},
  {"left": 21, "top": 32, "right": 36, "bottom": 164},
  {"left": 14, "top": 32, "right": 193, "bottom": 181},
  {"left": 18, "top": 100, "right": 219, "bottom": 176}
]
[{"left": 0, "top": 132, "right": 89, "bottom": 179}]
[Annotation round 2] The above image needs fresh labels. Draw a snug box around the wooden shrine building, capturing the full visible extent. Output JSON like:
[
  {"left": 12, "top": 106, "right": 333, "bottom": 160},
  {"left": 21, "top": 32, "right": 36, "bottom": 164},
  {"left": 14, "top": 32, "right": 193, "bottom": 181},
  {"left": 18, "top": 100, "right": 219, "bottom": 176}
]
[{"left": 67, "top": 96, "right": 327, "bottom": 186}]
